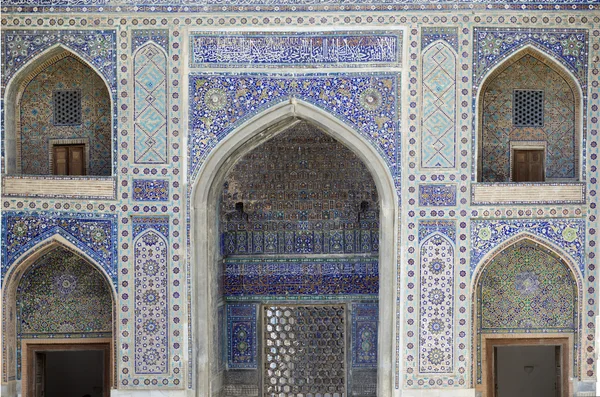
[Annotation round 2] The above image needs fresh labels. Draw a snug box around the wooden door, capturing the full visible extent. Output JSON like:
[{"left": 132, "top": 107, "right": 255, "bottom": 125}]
[
  {"left": 34, "top": 352, "right": 45, "bottom": 397},
  {"left": 53, "top": 145, "right": 85, "bottom": 175},
  {"left": 513, "top": 149, "right": 544, "bottom": 182}
]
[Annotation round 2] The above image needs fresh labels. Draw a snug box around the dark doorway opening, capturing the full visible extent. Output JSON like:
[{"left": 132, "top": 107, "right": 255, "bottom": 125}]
[
  {"left": 485, "top": 338, "right": 569, "bottom": 397},
  {"left": 26, "top": 342, "right": 110, "bottom": 397}
]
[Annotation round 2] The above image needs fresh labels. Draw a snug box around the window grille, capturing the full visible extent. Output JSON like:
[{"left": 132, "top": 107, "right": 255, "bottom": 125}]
[
  {"left": 513, "top": 89, "right": 544, "bottom": 128},
  {"left": 53, "top": 90, "right": 82, "bottom": 126}
]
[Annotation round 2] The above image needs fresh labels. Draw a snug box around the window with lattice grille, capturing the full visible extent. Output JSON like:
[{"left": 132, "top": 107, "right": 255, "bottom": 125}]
[
  {"left": 513, "top": 89, "right": 544, "bottom": 127},
  {"left": 53, "top": 90, "right": 82, "bottom": 126}
]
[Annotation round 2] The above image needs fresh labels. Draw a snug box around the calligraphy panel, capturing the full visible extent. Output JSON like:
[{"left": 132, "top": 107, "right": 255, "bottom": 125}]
[{"left": 190, "top": 31, "right": 401, "bottom": 68}]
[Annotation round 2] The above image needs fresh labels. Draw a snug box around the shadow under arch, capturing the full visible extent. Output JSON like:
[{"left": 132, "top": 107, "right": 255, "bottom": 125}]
[
  {"left": 470, "top": 231, "right": 583, "bottom": 390},
  {"left": 1, "top": 234, "right": 117, "bottom": 391},
  {"left": 3, "top": 43, "right": 115, "bottom": 175},
  {"left": 474, "top": 44, "right": 584, "bottom": 182},
  {"left": 190, "top": 99, "right": 399, "bottom": 396}
]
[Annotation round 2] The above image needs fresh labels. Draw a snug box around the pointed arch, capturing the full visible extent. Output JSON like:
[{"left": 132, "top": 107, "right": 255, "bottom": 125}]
[
  {"left": 132, "top": 42, "right": 169, "bottom": 164},
  {"left": 475, "top": 45, "right": 583, "bottom": 182},
  {"left": 190, "top": 99, "right": 398, "bottom": 395},
  {"left": 3, "top": 43, "right": 114, "bottom": 175},
  {"left": 1, "top": 235, "right": 117, "bottom": 388},
  {"left": 421, "top": 40, "right": 457, "bottom": 169},
  {"left": 471, "top": 232, "right": 583, "bottom": 389}
]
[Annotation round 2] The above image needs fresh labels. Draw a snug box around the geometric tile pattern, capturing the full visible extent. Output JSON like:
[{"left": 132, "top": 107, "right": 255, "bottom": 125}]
[
  {"left": 352, "top": 303, "right": 378, "bottom": 367},
  {"left": 471, "top": 218, "right": 585, "bottom": 275},
  {"left": 16, "top": 246, "right": 113, "bottom": 336},
  {"left": 134, "top": 43, "right": 168, "bottom": 164},
  {"left": 418, "top": 184, "right": 457, "bottom": 207},
  {"left": 473, "top": 28, "right": 588, "bottom": 89},
  {"left": 189, "top": 74, "right": 399, "bottom": 180},
  {"left": 133, "top": 218, "right": 169, "bottom": 374},
  {"left": 19, "top": 55, "right": 111, "bottom": 175},
  {"left": 227, "top": 303, "right": 257, "bottom": 369},
  {"left": 481, "top": 54, "right": 576, "bottom": 181},
  {"left": 263, "top": 304, "right": 346, "bottom": 396},
  {"left": 421, "top": 41, "right": 456, "bottom": 168},
  {"left": 190, "top": 31, "right": 401, "bottom": 68},
  {"left": 419, "top": 233, "right": 454, "bottom": 373},
  {"left": 223, "top": 257, "right": 379, "bottom": 296},
  {"left": 1, "top": 30, "right": 117, "bottom": 89},
  {"left": 133, "top": 179, "right": 169, "bottom": 201},
  {"left": 1, "top": 211, "right": 118, "bottom": 287},
  {"left": 478, "top": 239, "right": 577, "bottom": 332}
]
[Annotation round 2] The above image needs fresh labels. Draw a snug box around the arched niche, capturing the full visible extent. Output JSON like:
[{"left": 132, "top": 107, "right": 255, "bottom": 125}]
[
  {"left": 471, "top": 234, "right": 582, "bottom": 395},
  {"left": 3, "top": 44, "right": 113, "bottom": 176},
  {"left": 476, "top": 46, "right": 583, "bottom": 183},
  {"left": 190, "top": 99, "right": 398, "bottom": 396},
  {"left": 1, "top": 236, "right": 117, "bottom": 396}
]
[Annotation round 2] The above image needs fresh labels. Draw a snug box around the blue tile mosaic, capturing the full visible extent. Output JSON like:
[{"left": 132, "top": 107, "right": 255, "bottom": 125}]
[
  {"left": 473, "top": 28, "right": 589, "bottom": 89},
  {"left": 352, "top": 303, "right": 378, "bottom": 368},
  {"left": 223, "top": 257, "right": 379, "bottom": 296},
  {"left": 133, "top": 179, "right": 170, "bottom": 201},
  {"left": 1, "top": 211, "right": 118, "bottom": 287},
  {"left": 418, "top": 184, "right": 457, "bottom": 207},
  {"left": 188, "top": 74, "right": 399, "bottom": 181},
  {"left": 471, "top": 218, "right": 586, "bottom": 275},
  {"left": 227, "top": 303, "right": 257, "bottom": 369},
  {"left": 1, "top": 30, "right": 117, "bottom": 90},
  {"left": 190, "top": 32, "right": 401, "bottom": 68}
]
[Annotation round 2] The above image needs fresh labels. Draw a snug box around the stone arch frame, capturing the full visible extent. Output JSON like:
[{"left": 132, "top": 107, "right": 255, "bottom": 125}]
[
  {"left": 420, "top": 39, "right": 458, "bottom": 170},
  {"left": 0, "top": 234, "right": 118, "bottom": 391},
  {"left": 470, "top": 232, "right": 584, "bottom": 389},
  {"left": 190, "top": 99, "right": 399, "bottom": 396},
  {"left": 2, "top": 43, "right": 115, "bottom": 175},
  {"left": 474, "top": 45, "right": 584, "bottom": 182}
]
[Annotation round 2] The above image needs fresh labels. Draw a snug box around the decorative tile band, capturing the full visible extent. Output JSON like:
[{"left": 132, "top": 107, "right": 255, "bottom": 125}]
[
  {"left": 419, "top": 233, "right": 454, "bottom": 374},
  {"left": 227, "top": 303, "right": 257, "bottom": 369},
  {"left": 352, "top": 303, "right": 378, "bottom": 367},
  {"left": 1, "top": 2, "right": 597, "bottom": 13},
  {"left": 190, "top": 31, "right": 401, "bottom": 68},
  {"left": 223, "top": 256, "right": 379, "bottom": 296},
  {"left": 418, "top": 184, "right": 457, "bottom": 207},
  {"left": 222, "top": 229, "right": 379, "bottom": 256},
  {"left": 133, "top": 179, "right": 170, "bottom": 201},
  {"left": 133, "top": 217, "right": 169, "bottom": 375},
  {"left": 420, "top": 39, "right": 457, "bottom": 169}
]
